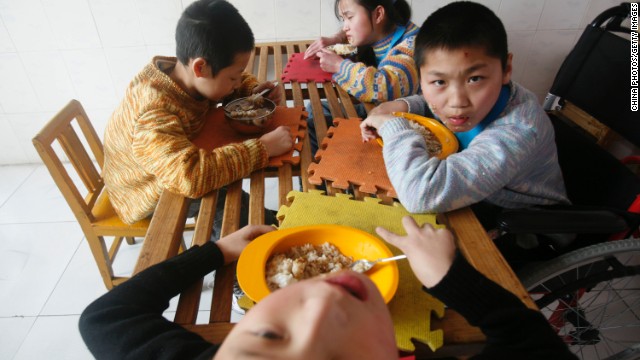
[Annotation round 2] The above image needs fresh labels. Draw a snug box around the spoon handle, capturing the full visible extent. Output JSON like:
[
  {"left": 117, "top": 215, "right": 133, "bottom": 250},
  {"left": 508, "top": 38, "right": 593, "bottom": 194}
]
[{"left": 378, "top": 254, "right": 407, "bottom": 263}]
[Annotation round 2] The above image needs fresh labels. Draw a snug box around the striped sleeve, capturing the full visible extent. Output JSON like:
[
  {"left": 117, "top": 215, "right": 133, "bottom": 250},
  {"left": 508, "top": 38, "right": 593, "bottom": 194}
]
[
  {"left": 332, "top": 39, "right": 419, "bottom": 103},
  {"left": 132, "top": 110, "right": 268, "bottom": 199}
]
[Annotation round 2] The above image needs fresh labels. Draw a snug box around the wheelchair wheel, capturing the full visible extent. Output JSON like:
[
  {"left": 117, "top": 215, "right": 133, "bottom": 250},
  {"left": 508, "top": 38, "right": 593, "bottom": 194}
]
[{"left": 519, "top": 239, "right": 640, "bottom": 360}]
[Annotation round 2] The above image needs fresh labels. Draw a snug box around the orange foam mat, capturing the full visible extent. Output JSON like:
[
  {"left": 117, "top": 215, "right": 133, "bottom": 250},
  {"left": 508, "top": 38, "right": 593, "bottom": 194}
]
[
  {"left": 308, "top": 117, "right": 397, "bottom": 197},
  {"left": 192, "top": 106, "right": 307, "bottom": 167}
]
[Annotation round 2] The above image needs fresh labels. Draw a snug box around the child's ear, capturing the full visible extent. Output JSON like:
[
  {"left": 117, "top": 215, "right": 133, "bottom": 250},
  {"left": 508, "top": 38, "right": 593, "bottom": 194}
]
[
  {"left": 502, "top": 53, "right": 513, "bottom": 85},
  {"left": 373, "top": 5, "right": 385, "bottom": 25},
  {"left": 191, "top": 57, "right": 210, "bottom": 78}
]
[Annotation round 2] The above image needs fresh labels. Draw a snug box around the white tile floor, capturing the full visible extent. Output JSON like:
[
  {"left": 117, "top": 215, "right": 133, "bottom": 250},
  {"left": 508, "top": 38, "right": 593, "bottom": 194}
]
[{"left": 0, "top": 164, "right": 288, "bottom": 360}]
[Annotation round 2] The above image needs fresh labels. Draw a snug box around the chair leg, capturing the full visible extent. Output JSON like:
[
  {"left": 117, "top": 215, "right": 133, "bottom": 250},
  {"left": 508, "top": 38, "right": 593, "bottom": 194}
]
[
  {"left": 179, "top": 236, "right": 188, "bottom": 253},
  {"left": 125, "top": 236, "right": 136, "bottom": 245},
  {"left": 109, "top": 236, "right": 125, "bottom": 261},
  {"left": 85, "top": 234, "right": 116, "bottom": 289}
]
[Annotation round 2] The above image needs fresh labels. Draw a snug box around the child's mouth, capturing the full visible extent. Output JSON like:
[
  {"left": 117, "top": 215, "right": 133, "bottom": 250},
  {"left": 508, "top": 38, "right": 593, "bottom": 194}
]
[{"left": 447, "top": 116, "right": 470, "bottom": 126}]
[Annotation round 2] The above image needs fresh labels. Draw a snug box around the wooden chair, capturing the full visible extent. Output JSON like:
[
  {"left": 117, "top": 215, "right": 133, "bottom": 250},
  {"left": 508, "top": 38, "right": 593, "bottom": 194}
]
[{"left": 33, "top": 99, "right": 150, "bottom": 289}]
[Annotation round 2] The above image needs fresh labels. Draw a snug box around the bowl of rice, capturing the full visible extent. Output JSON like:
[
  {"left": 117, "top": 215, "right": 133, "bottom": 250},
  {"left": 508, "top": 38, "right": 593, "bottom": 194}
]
[
  {"left": 377, "top": 112, "right": 459, "bottom": 159},
  {"left": 237, "top": 225, "right": 400, "bottom": 303}
]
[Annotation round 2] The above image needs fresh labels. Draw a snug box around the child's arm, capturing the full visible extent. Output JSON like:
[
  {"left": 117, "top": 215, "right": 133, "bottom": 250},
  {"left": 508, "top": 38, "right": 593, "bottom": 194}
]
[
  {"left": 376, "top": 218, "right": 577, "bottom": 359},
  {"left": 332, "top": 41, "right": 419, "bottom": 103},
  {"left": 133, "top": 111, "right": 270, "bottom": 199},
  {"left": 79, "top": 225, "right": 275, "bottom": 360},
  {"left": 376, "top": 109, "right": 546, "bottom": 213}
]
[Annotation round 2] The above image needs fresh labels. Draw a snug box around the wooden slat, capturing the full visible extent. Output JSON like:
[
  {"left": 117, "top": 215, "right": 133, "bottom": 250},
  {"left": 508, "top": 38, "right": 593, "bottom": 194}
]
[
  {"left": 59, "top": 124, "right": 102, "bottom": 196},
  {"left": 336, "top": 86, "right": 359, "bottom": 118},
  {"left": 34, "top": 141, "right": 94, "bottom": 222},
  {"left": 278, "top": 165, "right": 293, "bottom": 207},
  {"left": 249, "top": 170, "right": 266, "bottom": 225},
  {"left": 245, "top": 47, "right": 256, "bottom": 73},
  {"left": 256, "top": 45, "right": 269, "bottom": 82},
  {"left": 210, "top": 180, "right": 243, "bottom": 323},
  {"left": 272, "top": 44, "right": 286, "bottom": 107},
  {"left": 74, "top": 110, "right": 105, "bottom": 168},
  {"left": 308, "top": 83, "right": 328, "bottom": 150},
  {"left": 133, "top": 192, "right": 190, "bottom": 274},
  {"left": 323, "top": 82, "right": 343, "bottom": 119},
  {"left": 174, "top": 191, "right": 218, "bottom": 324},
  {"left": 443, "top": 207, "right": 536, "bottom": 309}
]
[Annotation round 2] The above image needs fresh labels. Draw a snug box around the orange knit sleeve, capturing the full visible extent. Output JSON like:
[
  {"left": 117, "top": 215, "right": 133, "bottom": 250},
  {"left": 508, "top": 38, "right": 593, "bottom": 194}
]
[{"left": 132, "top": 109, "right": 269, "bottom": 198}]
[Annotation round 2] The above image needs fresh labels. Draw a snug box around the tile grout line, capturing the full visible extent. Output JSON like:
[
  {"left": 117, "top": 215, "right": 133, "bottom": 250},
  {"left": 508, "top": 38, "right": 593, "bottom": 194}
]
[{"left": 0, "top": 165, "right": 38, "bottom": 210}]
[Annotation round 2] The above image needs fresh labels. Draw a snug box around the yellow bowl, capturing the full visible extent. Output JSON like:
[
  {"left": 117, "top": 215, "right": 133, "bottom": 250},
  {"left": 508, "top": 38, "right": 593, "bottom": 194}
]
[
  {"left": 237, "top": 225, "right": 399, "bottom": 304},
  {"left": 377, "top": 112, "right": 459, "bottom": 159}
]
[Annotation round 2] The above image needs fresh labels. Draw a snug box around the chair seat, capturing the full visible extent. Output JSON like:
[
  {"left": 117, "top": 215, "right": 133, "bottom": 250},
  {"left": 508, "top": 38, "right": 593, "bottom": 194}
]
[{"left": 92, "top": 191, "right": 150, "bottom": 236}]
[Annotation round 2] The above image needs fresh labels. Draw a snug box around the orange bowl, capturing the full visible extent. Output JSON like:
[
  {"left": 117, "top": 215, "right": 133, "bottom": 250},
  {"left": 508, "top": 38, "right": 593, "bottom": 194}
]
[
  {"left": 377, "top": 112, "right": 459, "bottom": 159},
  {"left": 237, "top": 225, "right": 399, "bottom": 303}
]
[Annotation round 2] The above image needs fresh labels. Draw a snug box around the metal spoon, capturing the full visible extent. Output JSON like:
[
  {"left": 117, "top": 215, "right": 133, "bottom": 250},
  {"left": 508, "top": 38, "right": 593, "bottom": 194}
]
[
  {"left": 250, "top": 81, "right": 279, "bottom": 103},
  {"left": 350, "top": 254, "right": 407, "bottom": 273}
]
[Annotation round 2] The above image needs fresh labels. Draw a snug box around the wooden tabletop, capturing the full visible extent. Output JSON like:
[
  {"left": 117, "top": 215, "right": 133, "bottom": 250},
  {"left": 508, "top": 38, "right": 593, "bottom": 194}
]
[{"left": 132, "top": 40, "right": 535, "bottom": 358}]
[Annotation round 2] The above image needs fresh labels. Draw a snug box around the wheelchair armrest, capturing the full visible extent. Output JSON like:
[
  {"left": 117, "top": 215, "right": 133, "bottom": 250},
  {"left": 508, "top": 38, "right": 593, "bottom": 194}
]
[{"left": 497, "top": 207, "right": 629, "bottom": 234}]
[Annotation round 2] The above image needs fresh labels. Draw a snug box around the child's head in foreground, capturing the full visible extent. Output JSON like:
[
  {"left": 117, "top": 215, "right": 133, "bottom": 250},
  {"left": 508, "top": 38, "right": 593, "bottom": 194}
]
[
  {"left": 174, "top": 0, "right": 254, "bottom": 101},
  {"left": 414, "top": 1, "right": 513, "bottom": 133}
]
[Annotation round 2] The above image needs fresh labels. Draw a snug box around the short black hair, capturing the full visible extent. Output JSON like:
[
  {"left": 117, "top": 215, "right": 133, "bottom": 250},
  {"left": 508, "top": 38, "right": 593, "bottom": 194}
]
[
  {"left": 175, "top": 0, "right": 254, "bottom": 76},
  {"left": 414, "top": 1, "right": 508, "bottom": 70}
]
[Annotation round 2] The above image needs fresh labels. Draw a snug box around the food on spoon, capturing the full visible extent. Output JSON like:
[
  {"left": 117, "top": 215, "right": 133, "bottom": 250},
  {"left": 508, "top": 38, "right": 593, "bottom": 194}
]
[
  {"left": 408, "top": 121, "right": 443, "bottom": 157},
  {"left": 326, "top": 43, "right": 357, "bottom": 55},
  {"left": 265, "top": 243, "right": 353, "bottom": 291}
]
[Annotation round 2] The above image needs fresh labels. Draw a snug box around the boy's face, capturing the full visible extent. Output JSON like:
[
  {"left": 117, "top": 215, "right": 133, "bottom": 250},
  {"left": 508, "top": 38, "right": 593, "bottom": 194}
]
[
  {"left": 214, "top": 270, "right": 398, "bottom": 360},
  {"left": 192, "top": 52, "right": 251, "bottom": 102},
  {"left": 419, "top": 46, "right": 512, "bottom": 133}
]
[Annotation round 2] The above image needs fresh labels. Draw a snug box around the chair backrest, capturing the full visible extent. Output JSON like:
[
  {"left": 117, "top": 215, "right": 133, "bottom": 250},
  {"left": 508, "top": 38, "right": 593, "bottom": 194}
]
[
  {"left": 32, "top": 99, "right": 105, "bottom": 226},
  {"left": 544, "top": 3, "right": 638, "bottom": 147}
]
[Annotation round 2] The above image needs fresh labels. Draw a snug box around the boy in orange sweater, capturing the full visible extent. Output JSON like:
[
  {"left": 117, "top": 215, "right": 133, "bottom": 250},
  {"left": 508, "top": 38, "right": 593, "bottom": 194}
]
[{"left": 103, "top": 0, "right": 293, "bottom": 232}]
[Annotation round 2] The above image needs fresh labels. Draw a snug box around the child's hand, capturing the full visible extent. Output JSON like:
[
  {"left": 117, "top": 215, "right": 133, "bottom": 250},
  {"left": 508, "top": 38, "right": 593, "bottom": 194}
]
[
  {"left": 376, "top": 216, "right": 457, "bottom": 288},
  {"left": 369, "top": 100, "right": 408, "bottom": 116},
  {"left": 253, "top": 81, "right": 282, "bottom": 104},
  {"left": 259, "top": 126, "right": 293, "bottom": 157},
  {"left": 360, "top": 114, "right": 394, "bottom": 142},
  {"left": 304, "top": 33, "right": 343, "bottom": 59},
  {"left": 216, "top": 225, "right": 275, "bottom": 264},
  {"left": 317, "top": 49, "right": 344, "bottom": 73}
]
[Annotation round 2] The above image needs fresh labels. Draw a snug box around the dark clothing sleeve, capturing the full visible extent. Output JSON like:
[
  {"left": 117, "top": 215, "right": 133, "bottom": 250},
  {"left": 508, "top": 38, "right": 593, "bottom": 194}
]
[
  {"left": 425, "top": 253, "right": 578, "bottom": 360},
  {"left": 78, "top": 242, "right": 224, "bottom": 360}
]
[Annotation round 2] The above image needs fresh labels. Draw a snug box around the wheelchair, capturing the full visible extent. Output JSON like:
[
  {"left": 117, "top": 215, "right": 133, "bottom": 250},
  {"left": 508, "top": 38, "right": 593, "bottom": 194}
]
[{"left": 493, "top": 3, "right": 640, "bottom": 359}]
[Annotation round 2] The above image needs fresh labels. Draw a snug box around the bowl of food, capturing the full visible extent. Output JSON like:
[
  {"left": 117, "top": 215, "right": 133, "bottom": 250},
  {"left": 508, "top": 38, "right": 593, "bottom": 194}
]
[
  {"left": 223, "top": 96, "right": 276, "bottom": 134},
  {"left": 326, "top": 43, "right": 357, "bottom": 56},
  {"left": 377, "top": 112, "right": 459, "bottom": 159},
  {"left": 237, "top": 225, "right": 400, "bottom": 304}
]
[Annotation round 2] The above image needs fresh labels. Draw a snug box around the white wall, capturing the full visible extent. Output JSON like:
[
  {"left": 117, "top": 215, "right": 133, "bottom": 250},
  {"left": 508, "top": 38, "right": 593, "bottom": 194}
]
[{"left": 0, "top": 0, "right": 623, "bottom": 165}]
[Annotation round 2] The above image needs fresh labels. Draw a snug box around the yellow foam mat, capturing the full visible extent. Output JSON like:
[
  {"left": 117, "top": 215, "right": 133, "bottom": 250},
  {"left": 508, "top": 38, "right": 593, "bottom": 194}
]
[{"left": 273, "top": 191, "right": 445, "bottom": 352}]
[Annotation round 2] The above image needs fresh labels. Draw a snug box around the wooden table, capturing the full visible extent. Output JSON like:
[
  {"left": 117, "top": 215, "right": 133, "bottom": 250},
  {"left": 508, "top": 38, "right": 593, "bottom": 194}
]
[{"left": 133, "top": 40, "right": 535, "bottom": 358}]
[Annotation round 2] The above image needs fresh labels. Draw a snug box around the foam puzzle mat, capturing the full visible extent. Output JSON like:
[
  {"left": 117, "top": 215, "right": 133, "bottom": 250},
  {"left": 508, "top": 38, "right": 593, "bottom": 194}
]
[
  {"left": 308, "top": 118, "right": 397, "bottom": 198},
  {"left": 274, "top": 191, "right": 446, "bottom": 352}
]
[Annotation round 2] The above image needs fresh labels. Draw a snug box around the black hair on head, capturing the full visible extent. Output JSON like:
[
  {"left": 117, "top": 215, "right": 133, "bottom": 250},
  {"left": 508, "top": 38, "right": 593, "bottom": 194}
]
[
  {"left": 414, "top": 1, "right": 508, "bottom": 70},
  {"left": 175, "top": 0, "right": 254, "bottom": 76}
]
